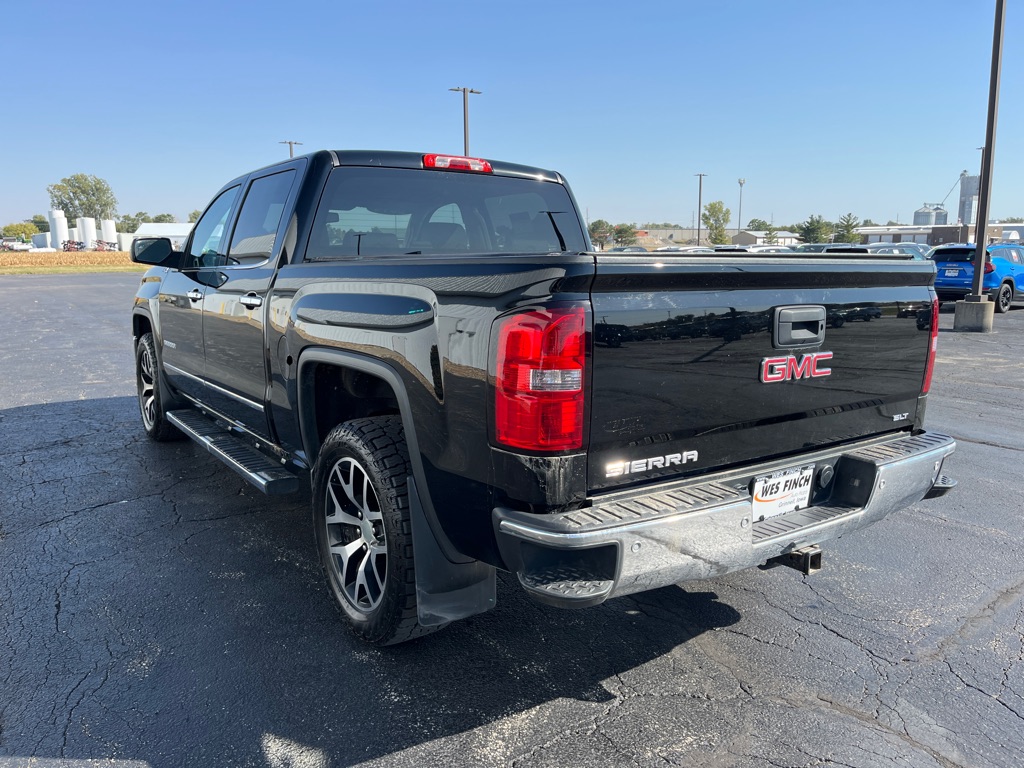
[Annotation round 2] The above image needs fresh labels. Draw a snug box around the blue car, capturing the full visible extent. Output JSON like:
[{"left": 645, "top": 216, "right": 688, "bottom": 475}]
[{"left": 930, "top": 243, "right": 1024, "bottom": 313}]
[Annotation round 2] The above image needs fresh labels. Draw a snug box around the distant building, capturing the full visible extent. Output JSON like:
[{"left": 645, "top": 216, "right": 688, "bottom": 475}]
[
  {"left": 913, "top": 205, "right": 948, "bottom": 226},
  {"left": 855, "top": 223, "right": 1016, "bottom": 246},
  {"left": 732, "top": 230, "right": 799, "bottom": 246},
  {"left": 958, "top": 173, "right": 980, "bottom": 226},
  {"left": 644, "top": 228, "right": 698, "bottom": 244},
  {"left": 854, "top": 225, "right": 932, "bottom": 244},
  {"left": 120, "top": 222, "right": 194, "bottom": 252}
]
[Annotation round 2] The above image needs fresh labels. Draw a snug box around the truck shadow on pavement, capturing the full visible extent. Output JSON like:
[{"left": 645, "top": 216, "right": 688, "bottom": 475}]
[{"left": 0, "top": 397, "right": 742, "bottom": 767}]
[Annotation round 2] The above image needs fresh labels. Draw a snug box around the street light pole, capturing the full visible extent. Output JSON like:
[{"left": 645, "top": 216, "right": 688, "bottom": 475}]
[
  {"left": 279, "top": 140, "right": 303, "bottom": 158},
  {"left": 737, "top": 178, "right": 745, "bottom": 237},
  {"left": 449, "top": 87, "right": 481, "bottom": 155},
  {"left": 955, "top": 0, "right": 1005, "bottom": 333},
  {"left": 695, "top": 173, "right": 707, "bottom": 245}
]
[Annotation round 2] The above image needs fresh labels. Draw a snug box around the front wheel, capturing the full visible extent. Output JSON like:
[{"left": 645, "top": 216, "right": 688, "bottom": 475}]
[
  {"left": 135, "top": 333, "right": 183, "bottom": 441},
  {"left": 995, "top": 283, "right": 1013, "bottom": 314},
  {"left": 312, "top": 416, "right": 440, "bottom": 646}
]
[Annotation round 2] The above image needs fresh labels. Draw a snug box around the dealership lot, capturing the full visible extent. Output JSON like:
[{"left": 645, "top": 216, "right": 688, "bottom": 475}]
[{"left": 1, "top": 273, "right": 1022, "bottom": 768}]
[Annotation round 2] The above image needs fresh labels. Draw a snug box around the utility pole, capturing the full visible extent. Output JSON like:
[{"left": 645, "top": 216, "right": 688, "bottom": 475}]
[
  {"left": 955, "top": 0, "right": 1005, "bottom": 332},
  {"left": 695, "top": 173, "right": 707, "bottom": 245},
  {"left": 449, "top": 87, "right": 481, "bottom": 155},
  {"left": 737, "top": 178, "right": 746, "bottom": 237},
  {"left": 279, "top": 141, "right": 303, "bottom": 158}
]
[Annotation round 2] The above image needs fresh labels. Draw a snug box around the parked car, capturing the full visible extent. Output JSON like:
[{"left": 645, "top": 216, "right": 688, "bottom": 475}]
[
  {"left": 825, "top": 243, "right": 929, "bottom": 260},
  {"left": 715, "top": 245, "right": 795, "bottom": 253},
  {"left": 872, "top": 242, "right": 931, "bottom": 259},
  {"left": 655, "top": 246, "right": 714, "bottom": 253},
  {"left": 847, "top": 306, "right": 882, "bottom": 322},
  {"left": 793, "top": 243, "right": 855, "bottom": 253},
  {"left": 608, "top": 246, "right": 647, "bottom": 252},
  {"left": 827, "top": 305, "right": 881, "bottom": 326},
  {"left": 930, "top": 243, "right": 1024, "bottom": 313}
]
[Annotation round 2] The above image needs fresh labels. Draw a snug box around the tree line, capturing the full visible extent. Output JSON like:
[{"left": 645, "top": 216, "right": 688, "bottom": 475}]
[
  {"left": 586, "top": 207, "right": 962, "bottom": 247},
  {"left": 2, "top": 173, "right": 203, "bottom": 240}
]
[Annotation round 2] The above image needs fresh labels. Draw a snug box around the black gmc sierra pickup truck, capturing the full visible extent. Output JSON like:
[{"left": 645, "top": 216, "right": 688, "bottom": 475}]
[{"left": 131, "top": 150, "right": 956, "bottom": 645}]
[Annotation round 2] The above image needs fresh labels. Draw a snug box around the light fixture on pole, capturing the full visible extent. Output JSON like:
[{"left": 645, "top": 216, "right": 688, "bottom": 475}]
[
  {"left": 449, "top": 87, "right": 481, "bottom": 156},
  {"left": 279, "top": 140, "right": 303, "bottom": 158},
  {"left": 695, "top": 173, "right": 707, "bottom": 245},
  {"left": 737, "top": 178, "right": 746, "bottom": 236}
]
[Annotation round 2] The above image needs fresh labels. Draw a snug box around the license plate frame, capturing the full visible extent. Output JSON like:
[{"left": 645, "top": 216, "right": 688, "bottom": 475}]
[{"left": 752, "top": 464, "right": 815, "bottom": 521}]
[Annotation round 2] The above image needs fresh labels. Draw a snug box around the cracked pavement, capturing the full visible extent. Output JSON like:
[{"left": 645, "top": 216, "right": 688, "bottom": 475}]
[{"left": 1, "top": 274, "right": 1021, "bottom": 768}]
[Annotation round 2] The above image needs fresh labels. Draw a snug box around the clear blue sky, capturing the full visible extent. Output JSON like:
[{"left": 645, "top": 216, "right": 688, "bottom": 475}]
[{"left": 2, "top": 0, "right": 1021, "bottom": 229}]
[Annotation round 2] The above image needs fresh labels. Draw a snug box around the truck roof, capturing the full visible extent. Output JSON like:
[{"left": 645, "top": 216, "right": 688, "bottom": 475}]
[{"left": 246, "top": 149, "right": 566, "bottom": 185}]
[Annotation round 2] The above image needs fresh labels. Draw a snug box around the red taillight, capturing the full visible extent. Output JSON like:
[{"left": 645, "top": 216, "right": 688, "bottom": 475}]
[
  {"left": 495, "top": 307, "right": 587, "bottom": 451},
  {"left": 984, "top": 262, "right": 996, "bottom": 274},
  {"left": 922, "top": 299, "right": 939, "bottom": 394},
  {"left": 423, "top": 154, "right": 493, "bottom": 173}
]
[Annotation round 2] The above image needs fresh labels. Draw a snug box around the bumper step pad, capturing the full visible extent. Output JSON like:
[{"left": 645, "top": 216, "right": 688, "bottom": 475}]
[{"left": 518, "top": 566, "right": 613, "bottom": 608}]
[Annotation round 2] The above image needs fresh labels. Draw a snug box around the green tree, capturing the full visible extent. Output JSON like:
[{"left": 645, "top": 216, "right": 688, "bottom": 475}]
[
  {"left": 613, "top": 223, "right": 638, "bottom": 245},
  {"left": 834, "top": 213, "right": 862, "bottom": 244},
  {"left": 27, "top": 214, "right": 50, "bottom": 233},
  {"left": 701, "top": 201, "right": 731, "bottom": 245},
  {"left": 861, "top": 218, "right": 877, "bottom": 227},
  {"left": 117, "top": 212, "right": 147, "bottom": 233},
  {"left": 1002, "top": 216, "right": 1024, "bottom": 223},
  {"left": 151, "top": 213, "right": 177, "bottom": 223},
  {"left": 46, "top": 174, "right": 118, "bottom": 220},
  {"left": 3, "top": 222, "right": 39, "bottom": 239},
  {"left": 797, "top": 214, "right": 833, "bottom": 244},
  {"left": 588, "top": 218, "right": 613, "bottom": 248},
  {"left": 763, "top": 224, "right": 779, "bottom": 244},
  {"left": 188, "top": 209, "right": 202, "bottom": 223},
  {"left": 746, "top": 218, "right": 770, "bottom": 231}
]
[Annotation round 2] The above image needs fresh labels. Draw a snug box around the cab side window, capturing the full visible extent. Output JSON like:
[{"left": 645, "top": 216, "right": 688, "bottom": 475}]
[
  {"left": 227, "top": 170, "right": 296, "bottom": 266},
  {"left": 186, "top": 187, "right": 240, "bottom": 269}
]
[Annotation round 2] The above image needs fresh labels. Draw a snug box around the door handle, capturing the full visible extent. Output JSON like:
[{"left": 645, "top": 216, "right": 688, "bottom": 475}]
[
  {"left": 186, "top": 290, "right": 203, "bottom": 302},
  {"left": 240, "top": 293, "right": 263, "bottom": 309}
]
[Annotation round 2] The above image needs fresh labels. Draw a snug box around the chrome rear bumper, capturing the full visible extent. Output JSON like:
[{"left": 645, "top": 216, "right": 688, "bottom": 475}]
[{"left": 493, "top": 431, "right": 956, "bottom": 608}]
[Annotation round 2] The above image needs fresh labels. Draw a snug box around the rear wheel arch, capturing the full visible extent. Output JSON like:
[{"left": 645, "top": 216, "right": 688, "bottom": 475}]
[
  {"left": 295, "top": 348, "right": 477, "bottom": 603},
  {"left": 297, "top": 354, "right": 404, "bottom": 465}
]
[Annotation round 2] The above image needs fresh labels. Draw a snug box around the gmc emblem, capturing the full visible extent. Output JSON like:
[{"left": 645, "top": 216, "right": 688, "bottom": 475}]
[{"left": 760, "top": 352, "right": 833, "bottom": 383}]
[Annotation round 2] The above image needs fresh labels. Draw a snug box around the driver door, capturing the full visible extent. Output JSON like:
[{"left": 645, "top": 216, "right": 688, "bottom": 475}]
[{"left": 157, "top": 185, "right": 240, "bottom": 400}]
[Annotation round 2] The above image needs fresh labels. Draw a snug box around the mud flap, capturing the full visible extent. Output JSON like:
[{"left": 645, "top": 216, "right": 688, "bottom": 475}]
[{"left": 408, "top": 476, "right": 496, "bottom": 626}]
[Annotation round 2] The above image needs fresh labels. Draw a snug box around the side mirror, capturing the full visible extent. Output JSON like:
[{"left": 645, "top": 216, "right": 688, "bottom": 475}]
[{"left": 131, "top": 237, "right": 180, "bottom": 268}]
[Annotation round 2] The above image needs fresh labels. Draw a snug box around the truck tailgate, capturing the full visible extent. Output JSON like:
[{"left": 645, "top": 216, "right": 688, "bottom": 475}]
[{"left": 587, "top": 255, "right": 936, "bottom": 493}]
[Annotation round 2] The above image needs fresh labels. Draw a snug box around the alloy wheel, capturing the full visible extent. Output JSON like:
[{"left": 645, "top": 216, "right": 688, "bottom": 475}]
[{"left": 324, "top": 457, "right": 388, "bottom": 612}]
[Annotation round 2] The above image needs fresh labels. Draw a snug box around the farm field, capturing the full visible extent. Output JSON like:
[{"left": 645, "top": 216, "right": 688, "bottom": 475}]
[{"left": 0, "top": 250, "right": 143, "bottom": 274}]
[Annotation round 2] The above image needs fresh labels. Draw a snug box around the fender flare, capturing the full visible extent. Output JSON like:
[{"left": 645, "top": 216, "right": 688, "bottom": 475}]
[{"left": 296, "top": 347, "right": 496, "bottom": 626}]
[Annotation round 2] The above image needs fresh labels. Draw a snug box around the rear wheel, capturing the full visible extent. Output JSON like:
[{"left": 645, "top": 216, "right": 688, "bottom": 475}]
[
  {"left": 995, "top": 282, "right": 1013, "bottom": 314},
  {"left": 312, "top": 416, "right": 440, "bottom": 645}
]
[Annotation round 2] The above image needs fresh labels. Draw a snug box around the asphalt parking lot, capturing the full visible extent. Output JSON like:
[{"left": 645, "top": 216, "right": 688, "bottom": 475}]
[{"left": 1, "top": 272, "right": 1022, "bottom": 768}]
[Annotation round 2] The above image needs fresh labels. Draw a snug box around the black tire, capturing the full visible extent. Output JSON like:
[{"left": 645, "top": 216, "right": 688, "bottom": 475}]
[
  {"left": 135, "top": 332, "right": 183, "bottom": 441},
  {"left": 312, "top": 416, "right": 440, "bottom": 646},
  {"left": 831, "top": 317, "right": 845, "bottom": 329},
  {"left": 995, "top": 282, "right": 1013, "bottom": 314}
]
